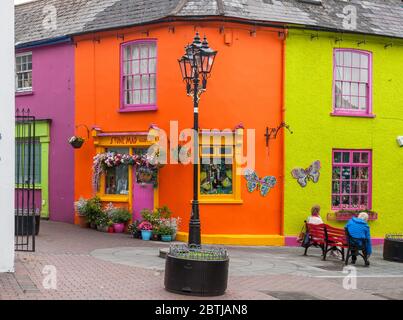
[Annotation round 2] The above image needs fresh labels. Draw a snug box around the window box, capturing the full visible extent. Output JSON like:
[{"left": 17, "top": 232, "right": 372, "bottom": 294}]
[{"left": 327, "top": 210, "right": 378, "bottom": 221}]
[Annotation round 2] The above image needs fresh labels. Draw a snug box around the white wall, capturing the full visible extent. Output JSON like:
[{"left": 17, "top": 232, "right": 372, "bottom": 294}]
[{"left": 0, "top": 0, "right": 15, "bottom": 273}]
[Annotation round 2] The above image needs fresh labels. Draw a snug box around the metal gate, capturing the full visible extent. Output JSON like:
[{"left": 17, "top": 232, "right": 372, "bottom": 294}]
[{"left": 15, "top": 109, "right": 37, "bottom": 252}]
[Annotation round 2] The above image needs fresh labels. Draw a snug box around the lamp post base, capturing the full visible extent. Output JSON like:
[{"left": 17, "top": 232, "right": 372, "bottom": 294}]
[{"left": 188, "top": 200, "right": 201, "bottom": 246}]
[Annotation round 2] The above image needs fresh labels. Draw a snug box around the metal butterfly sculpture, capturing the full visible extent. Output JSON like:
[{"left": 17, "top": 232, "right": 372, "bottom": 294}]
[
  {"left": 291, "top": 160, "right": 321, "bottom": 187},
  {"left": 244, "top": 169, "right": 277, "bottom": 197}
]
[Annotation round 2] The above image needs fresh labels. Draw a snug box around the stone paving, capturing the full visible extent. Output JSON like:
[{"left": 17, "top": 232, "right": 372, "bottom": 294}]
[{"left": 0, "top": 221, "right": 402, "bottom": 300}]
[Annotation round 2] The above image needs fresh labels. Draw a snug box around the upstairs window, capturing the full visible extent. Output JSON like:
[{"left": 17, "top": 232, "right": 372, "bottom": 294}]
[
  {"left": 333, "top": 49, "right": 372, "bottom": 116},
  {"left": 121, "top": 40, "right": 157, "bottom": 111},
  {"left": 15, "top": 52, "right": 32, "bottom": 92}
]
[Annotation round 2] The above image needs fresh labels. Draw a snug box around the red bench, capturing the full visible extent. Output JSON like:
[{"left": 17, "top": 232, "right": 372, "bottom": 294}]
[{"left": 303, "top": 223, "right": 348, "bottom": 261}]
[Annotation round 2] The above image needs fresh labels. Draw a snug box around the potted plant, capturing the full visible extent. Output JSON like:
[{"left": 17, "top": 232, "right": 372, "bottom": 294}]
[
  {"left": 106, "top": 220, "right": 114, "bottom": 233},
  {"left": 159, "top": 225, "right": 174, "bottom": 242},
  {"left": 152, "top": 226, "right": 161, "bottom": 241},
  {"left": 68, "top": 136, "right": 85, "bottom": 149},
  {"left": 138, "top": 221, "right": 153, "bottom": 241},
  {"left": 74, "top": 198, "right": 89, "bottom": 228},
  {"left": 96, "top": 212, "right": 109, "bottom": 232},
  {"left": 128, "top": 221, "right": 141, "bottom": 239},
  {"left": 111, "top": 208, "right": 132, "bottom": 233},
  {"left": 85, "top": 196, "right": 103, "bottom": 229}
]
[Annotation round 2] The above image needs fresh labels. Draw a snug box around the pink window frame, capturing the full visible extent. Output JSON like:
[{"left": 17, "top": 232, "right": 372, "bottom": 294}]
[
  {"left": 332, "top": 49, "right": 373, "bottom": 117},
  {"left": 120, "top": 39, "right": 157, "bottom": 112},
  {"left": 331, "top": 149, "right": 372, "bottom": 211}
]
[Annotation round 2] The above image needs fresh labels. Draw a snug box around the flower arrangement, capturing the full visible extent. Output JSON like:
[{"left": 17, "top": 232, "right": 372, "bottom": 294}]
[
  {"left": 68, "top": 136, "right": 85, "bottom": 148},
  {"left": 138, "top": 221, "right": 153, "bottom": 231},
  {"left": 92, "top": 152, "right": 162, "bottom": 190},
  {"left": 74, "top": 197, "right": 88, "bottom": 217}
]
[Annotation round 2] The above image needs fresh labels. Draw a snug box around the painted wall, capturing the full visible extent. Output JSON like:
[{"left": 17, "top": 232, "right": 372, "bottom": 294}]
[
  {"left": 74, "top": 22, "right": 285, "bottom": 245},
  {"left": 15, "top": 43, "right": 75, "bottom": 223},
  {"left": 284, "top": 29, "right": 403, "bottom": 240},
  {"left": 0, "top": 0, "right": 15, "bottom": 273}
]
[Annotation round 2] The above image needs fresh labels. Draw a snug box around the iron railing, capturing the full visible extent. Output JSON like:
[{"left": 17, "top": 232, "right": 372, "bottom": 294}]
[{"left": 15, "top": 108, "right": 37, "bottom": 252}]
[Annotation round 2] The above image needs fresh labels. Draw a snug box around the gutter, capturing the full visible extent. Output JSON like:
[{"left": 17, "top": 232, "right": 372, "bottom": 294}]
[{"left": 15, "top": 35, "right": 72, "bottom": 50}]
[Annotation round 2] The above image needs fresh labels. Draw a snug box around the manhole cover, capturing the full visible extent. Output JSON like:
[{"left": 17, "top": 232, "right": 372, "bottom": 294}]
[{"left": 261, "top": 291, "right": 321, "bottom": 300}]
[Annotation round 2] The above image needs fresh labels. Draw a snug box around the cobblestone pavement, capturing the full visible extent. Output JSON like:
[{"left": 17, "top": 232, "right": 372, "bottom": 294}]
[{"left": 1, "top": 221, "right": 402, "bottom": 300}]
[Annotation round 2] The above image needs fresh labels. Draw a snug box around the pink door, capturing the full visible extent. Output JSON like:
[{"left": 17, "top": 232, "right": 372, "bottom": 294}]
[{"left": 132, "top": 167, "right": 154, "bottom": 222}]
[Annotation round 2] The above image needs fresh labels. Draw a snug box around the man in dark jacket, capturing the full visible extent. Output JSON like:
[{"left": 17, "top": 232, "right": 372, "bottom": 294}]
[{"left": 346, "top": 212, "right": 372, "bottom": 264}]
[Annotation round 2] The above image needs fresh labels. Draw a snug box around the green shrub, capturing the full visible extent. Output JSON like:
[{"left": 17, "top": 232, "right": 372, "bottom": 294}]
[{"left": 111, "top": 208, "right": 132, "bottom": 224}]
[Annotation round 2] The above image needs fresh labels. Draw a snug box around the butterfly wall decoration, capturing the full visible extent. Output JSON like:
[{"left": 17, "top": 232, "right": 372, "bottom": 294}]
[
  {"left": 244, "top": 169, "right": 277, "bottom": 197},
  {"left": 291, "top": 160, "right": 321, "bottom": 187}
]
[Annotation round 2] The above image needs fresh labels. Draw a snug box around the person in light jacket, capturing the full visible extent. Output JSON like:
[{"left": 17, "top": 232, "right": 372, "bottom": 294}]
[
  {"left": 307, "top": 205, "right": 324, "bottom": 225},
  {"left": 345, "top": 212, "right": 372, "bottom": 263}
]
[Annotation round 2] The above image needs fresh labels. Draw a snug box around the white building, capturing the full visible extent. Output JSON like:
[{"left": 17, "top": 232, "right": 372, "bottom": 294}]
[{"left": 0, "top": 0, "right": 15, "bottom": 273}]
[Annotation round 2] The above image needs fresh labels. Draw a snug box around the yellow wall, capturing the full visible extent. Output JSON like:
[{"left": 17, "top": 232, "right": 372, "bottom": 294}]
[{"left": 284, "top": 29, "right": 403, "bottom": 238}]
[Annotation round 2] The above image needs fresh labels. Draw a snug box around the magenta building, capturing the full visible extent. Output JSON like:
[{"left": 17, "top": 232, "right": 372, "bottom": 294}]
[{"left": 15, "top": 39, "right": 75, "bottom": 223}]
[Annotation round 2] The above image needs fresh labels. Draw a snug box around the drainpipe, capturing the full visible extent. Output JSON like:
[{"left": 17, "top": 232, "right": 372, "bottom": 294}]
[{"left": 279, "top": 29, "right": 288, "bottom": 239}]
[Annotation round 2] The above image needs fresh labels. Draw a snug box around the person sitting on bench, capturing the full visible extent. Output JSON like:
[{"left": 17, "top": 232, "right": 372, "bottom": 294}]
[
  {"left": 307, "top": 205, "right": 323, "bottom": 225},
  {"left": 345, "top": 212, "right": 372, "bottom": 263}
]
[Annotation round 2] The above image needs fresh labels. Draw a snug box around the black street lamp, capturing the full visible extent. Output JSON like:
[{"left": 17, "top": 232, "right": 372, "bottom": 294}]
[
  {"left": 178, "top": 32, "right": 217, "bottom": 246},
  {"left": 164, "top": 33, "right": 227, "bottom": 297}
]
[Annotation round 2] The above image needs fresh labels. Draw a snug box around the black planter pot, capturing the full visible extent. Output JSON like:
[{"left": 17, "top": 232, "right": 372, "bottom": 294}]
[
  {"left": 164, "top": 254, "right": 229, "bottom": 296},
  {"left": 70, "top": 139, "right": 84, "bottom": 149},
  {"left": 15, "top": 214, "right": 40, "bottom": 236},
  {"left": 383, "top": 237, "right": 403, "bottom": 262}
]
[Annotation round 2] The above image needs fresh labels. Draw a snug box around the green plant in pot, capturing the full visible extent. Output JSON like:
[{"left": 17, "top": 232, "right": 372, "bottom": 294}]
[
  {"left": 74, "top": 198, "right": 89, "bottom": 228},
  {"left": 96, "top": 212, "right": 109, "bottom": 232},
  {"left": 78, "top": 196, "right": 102, "bottom": 229},
  {"left": 158, "top": 225, "right": 174, "bottom": 242},
  {"left": 111, "top": 208, "right": 132, "bottom": 233},
  {"left": 128, "top": 221, "right": 141, "bottom": 239}
]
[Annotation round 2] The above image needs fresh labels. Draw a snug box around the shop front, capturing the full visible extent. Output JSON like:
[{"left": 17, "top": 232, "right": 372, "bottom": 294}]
[{"left": 92, "top": 128, "right": 159, "bottom": 219}]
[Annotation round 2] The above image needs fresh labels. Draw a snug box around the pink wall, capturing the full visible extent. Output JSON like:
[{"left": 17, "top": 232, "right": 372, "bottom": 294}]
[{"left": 15, "top": 43, "right": 75, "bottom": 223}]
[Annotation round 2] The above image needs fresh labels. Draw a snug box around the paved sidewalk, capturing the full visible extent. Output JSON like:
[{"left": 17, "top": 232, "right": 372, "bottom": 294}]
[{"left": 0, "top": 221, "right": 402, "bottom": 300}]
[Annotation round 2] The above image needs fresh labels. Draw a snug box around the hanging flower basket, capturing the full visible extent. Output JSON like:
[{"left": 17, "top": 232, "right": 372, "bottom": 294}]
[
  {"left": 136, "top": 166, "right": 156, "bottom": 184},
  {"left": 69, "top": 136, "right": 85, "bottom": 149}
]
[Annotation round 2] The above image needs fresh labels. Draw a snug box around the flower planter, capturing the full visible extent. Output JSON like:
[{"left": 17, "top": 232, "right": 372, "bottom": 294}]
[
  {"left": 77, "top": 215, "right": 89, "bottom": 228},
  {"left": 141, "top": 230, "right": 152, "bottom": 241},
  {"left": 90, "top": 222, "right": 97, "bottom": 229},
  {"left": 96, "top": 225, "right": 108, "bottom": 232},
  {"left": 152, "top": 233, "right": 160, "bottom": 241},
  {"left": 113, "top": 223, "right": 125, "bottom": 233},
  {"left": 69, "top": 139, "right": 84, "bottom": 149},
  {"left": 108, "top": 226, "right": 114, "bottom": 233},
  {"left": 161, "top": 235, "right": 172, "bottom": 242}
]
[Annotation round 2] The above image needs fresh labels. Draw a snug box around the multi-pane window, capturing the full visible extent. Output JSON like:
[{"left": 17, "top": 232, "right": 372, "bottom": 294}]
[
  {"left": 122, "top": 41, "right": 156, "bottom": 109},
  {"left": 332, "top": 149, "right": 372, "bottom": 210},
  {"left": 15, "top": 52, "right": 32, "bottom": 92},
  {"left": 333, "top": 49, "right": 372, "bottom": 115},
  {"left": 15, "top": 140, "right": 41, "bottom": 185},
  {"left": 200, "top": 140, "right": 234, "bottom": 196},
  {"left": 105, "top": 148, "right": 129, "bottom": 195}
]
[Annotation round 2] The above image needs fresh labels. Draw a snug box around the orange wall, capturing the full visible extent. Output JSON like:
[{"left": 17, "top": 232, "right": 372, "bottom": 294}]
[{"left": 74, "top": 22, "right": 284, "bottom": 236}]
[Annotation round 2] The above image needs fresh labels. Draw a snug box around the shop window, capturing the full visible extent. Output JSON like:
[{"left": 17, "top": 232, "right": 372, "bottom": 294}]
[
  {"left": 333, "top": 49, "right": 372, "bottom": 116},
  {"left": 15, "top": 52, "right": 32, "bottom": 92},
  {"left": 332, "top": 149, "right": 372, "bottom": 210},
  {"left": 121, "top": 40, "right": 157, "bottom": 111},
  {"left": 200, "top": 145, "right": 233, "bottom": 195},
  {"left": 198, "top": 130, "right": 243, "bottom": 204},
  {"left": 15, "top": 139, "right": 41, "bottom": 185},
  {"left": 104, "top": 148, "right": 129, "bottom": 195}
]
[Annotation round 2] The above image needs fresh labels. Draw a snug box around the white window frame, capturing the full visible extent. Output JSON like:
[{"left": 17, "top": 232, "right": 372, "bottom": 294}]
[{"left": 15, "top": 52, "right": 33, "bottom": 93}]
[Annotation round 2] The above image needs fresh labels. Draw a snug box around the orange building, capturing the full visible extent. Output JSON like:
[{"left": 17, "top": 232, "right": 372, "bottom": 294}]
[{"left": 74, "top": 20, "right": 285, "bottom": 245}]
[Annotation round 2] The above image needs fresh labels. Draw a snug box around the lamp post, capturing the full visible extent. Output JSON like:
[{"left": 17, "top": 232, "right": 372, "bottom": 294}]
[
  {"left": 164, "top": 33, "right": 227, "bottom": 297},
  {"left": 178, "top": 32, "right": 217, "bottom": 246}
]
